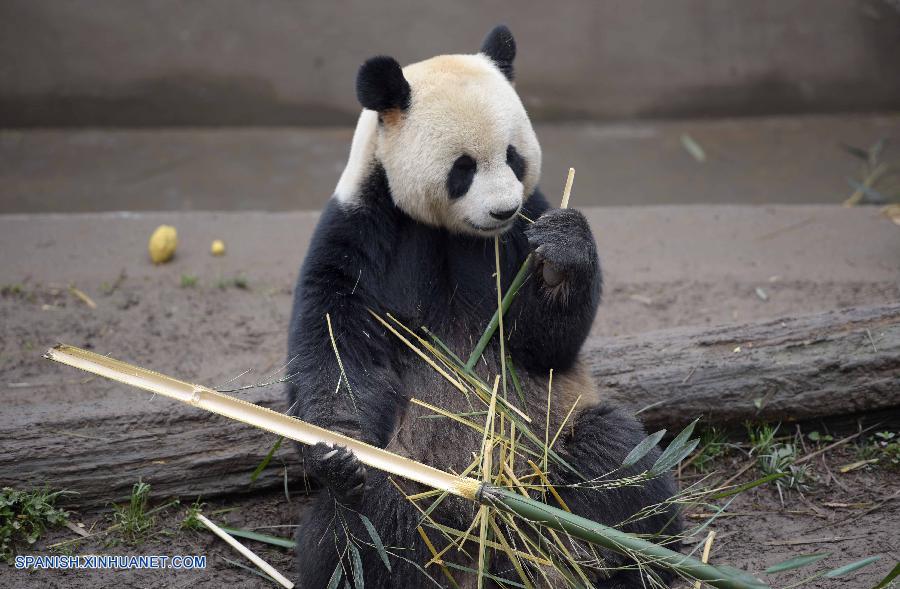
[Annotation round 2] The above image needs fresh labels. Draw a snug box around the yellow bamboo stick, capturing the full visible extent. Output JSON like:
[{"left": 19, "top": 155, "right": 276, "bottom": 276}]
[
  {"left": 560, "top": 168, "right": 575, "bottom": 209},
  {"left": 411, "top": 398, "right": 484, "bottom": 434},
  {"left": 694, "top": 530, "right": 717, "bottom": 589},
  {"left": 44, "top": 344, "right": 481, "bottom": 501},
  {"left": 196, "top": 513, "right": 294, "bottom": 589},
  {"left": 526, "top": 460, "right": 571, "bottom": 513},
  {"left": 417, "top": 526, "right": 461, "bottom": 589}
]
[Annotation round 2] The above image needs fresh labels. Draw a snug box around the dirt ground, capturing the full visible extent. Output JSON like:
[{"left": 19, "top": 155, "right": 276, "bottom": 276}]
[
  {"left": 4, "top": 446, "right": 898, "bottom": 589},
  {"left": 1, "top": 205, "right": 899, "bottom": 587}
]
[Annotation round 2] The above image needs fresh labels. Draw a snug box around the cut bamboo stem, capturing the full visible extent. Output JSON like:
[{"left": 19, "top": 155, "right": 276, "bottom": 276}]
[
  {"left": 44, "top": 344, "right": 770, "bottom": 589},
  {"left": 560, "top": 167, "right": 575, "bottom": 210},
  {"left": 44, "top": 344, "right": 480, "bottom": 501},
  {"left": 196, "top": 513, "right": 294, "bottom": 589}
]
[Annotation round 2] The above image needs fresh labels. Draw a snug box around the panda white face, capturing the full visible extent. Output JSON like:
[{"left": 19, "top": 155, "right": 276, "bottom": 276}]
[
  {"left": 336, "top": 27, "right": 542, "bottom": 237},
  {"left": 379, "top": 54, "right": 540, "bottom": 236}
]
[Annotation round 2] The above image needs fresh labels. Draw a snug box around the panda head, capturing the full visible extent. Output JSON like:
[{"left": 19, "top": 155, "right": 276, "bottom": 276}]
[{"left": 340, "top": 25, "right": 541, "bottom": 237}]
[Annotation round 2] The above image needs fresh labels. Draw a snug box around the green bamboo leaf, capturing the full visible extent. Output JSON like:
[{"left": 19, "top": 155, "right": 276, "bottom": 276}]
[
  {"left": 651, "top": 418, "right": 699, "bottom": 474},
  {"left": 622, "top": 429, "right": 666, "bottom": 468},
  {"left": 764, "top": 552, "right": 831, "bottom": 574},
  {"left": 672, "top": 418, "right": 699, "bottom": 445},
  {"left": 824, "top": 556, "right": 881, "bottom": 578},
  {"left": 872, "top": 562, "right": 900, "bottom": 589},
  {"left": 711, "top": 473, "right": 786, "bottom": 500},
  {"left": 219, "top": 525, "right": 295, "bottom": 549},
  {"left": 350, "top": 542, "right": 365, "bottom": 589},
  {"left": 840, "top": 143, "right": 870, "bottom": 161},
  {"left": 651, "top": 438, "right": 700, "bottom": 475},
  {"left": 681, "top": 133, "right": 707, "bottom": 162},
  {"left": 716, "top": 565, "right": 771, "bottom": 588},
  {"left": 326, "top": 563, "right": 343, "bottom": 589},
  {"left": 360, "top": 514, "right": 391, "bottom": 572},
  {"left": 250, "top": 436, "right": 284, "bottom": 483}
]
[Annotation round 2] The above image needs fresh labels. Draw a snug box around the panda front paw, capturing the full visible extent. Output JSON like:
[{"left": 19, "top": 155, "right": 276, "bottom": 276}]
[
  {"left": 305, "top": 442, "right": 368, "bottom": 506},
  {"left": 525, "top": 209, "right": 597, "bottom": 288}
]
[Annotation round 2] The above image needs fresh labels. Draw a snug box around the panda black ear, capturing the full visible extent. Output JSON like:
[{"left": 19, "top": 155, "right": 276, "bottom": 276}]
[
  {"left": 480, "top": 25, "right": 516, "bottom": 81},
  {"left": 356, "top": 56, "right": 411, "bottom": 112}
]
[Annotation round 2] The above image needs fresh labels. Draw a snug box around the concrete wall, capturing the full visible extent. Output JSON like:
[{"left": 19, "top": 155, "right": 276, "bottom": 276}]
[{"left": 1, "top": 0, "right": 899, "bottom": 127}]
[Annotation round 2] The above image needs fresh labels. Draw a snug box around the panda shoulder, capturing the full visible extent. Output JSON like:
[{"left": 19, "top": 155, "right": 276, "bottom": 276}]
[{"left": 334, "top": 109, "right": 380, "bottom": 207}]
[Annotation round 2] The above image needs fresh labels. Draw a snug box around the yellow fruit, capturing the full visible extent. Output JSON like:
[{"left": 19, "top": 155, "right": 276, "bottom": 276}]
[
  {"left": 148, "top": 225, "right": 177, "bottom": 264},
  {"left": 210, "top": 239, "right": 226, "bottom": 256}
]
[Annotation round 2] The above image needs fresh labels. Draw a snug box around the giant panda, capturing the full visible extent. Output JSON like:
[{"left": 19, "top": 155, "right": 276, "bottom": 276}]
[{"left": 286, "top": 25, "right": 681, "bottom": 589}]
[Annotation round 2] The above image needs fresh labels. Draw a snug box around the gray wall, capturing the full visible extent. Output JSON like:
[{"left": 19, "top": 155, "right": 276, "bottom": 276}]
[{"left": 1, "top": 0, "right": 899, "bottom": 127}]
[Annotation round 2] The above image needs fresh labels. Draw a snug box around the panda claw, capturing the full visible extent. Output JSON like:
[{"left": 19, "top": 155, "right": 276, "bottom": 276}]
[{"left": 526, "top": 209, "right": 596, "bottom": 282}]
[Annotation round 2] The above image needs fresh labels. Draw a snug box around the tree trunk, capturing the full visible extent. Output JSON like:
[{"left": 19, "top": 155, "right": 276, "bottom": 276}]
[{"left": 3, "top": 304, "right": 897, "bottom": 507}]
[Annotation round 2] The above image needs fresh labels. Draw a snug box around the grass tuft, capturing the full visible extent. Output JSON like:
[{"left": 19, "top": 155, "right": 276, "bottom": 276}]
[
  {"left": 746, "top": 424, "right": 812, "bottom": 501},
  {"left": 855, "top": 430, "right": 900, "bottom": 469},
  {"left": 0, "top": 487, "right": 71, "bottom": 563},
  {"left": 111, "top": 481, "right": 154, "bottom": 543},
  {"left": 180, "top": 498, "right": 207, "bottom": 531},
  {"left": 216, "top": 275, "right": 249, "bottom": 290}
]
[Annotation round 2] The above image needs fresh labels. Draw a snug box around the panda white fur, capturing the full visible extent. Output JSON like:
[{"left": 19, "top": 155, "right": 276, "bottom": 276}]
[{"left": 287, "top": 25, "right": 680, "bottom": 589}]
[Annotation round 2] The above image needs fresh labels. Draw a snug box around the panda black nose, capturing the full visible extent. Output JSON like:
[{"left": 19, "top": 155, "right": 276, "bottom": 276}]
[{"left": 490, "top": 206, "right": 519, "bottom": 221}]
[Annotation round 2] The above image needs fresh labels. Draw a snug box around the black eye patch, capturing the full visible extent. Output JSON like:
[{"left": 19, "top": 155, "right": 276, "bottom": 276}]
[
  {"left": 506, "top": 145, "right": 526, "bottom": 181},
  {"left": 447, "top": 154, "right": 477, "bottom": 199}
]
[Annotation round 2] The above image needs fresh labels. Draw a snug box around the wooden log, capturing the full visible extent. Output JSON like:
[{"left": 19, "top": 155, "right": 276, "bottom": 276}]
[
  {"left": 588, "top": 303, "right": 900, "bottom": 431},
  {"left": 2, "top": 304, "right": 897, "bottom": 507},
  {"left": 0, "top": 396, "right": 305, "bottom": 509}
]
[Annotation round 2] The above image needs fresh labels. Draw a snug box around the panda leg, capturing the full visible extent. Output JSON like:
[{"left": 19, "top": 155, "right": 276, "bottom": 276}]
[
  {"left": 294, "top": 471, "right": 462, "bottom": 589},
  {"left": 548, "top": 405, "right": 682, "bottom": 588},
  {"left": 293, "top": 493, "right": 344, "bottom": 589}
]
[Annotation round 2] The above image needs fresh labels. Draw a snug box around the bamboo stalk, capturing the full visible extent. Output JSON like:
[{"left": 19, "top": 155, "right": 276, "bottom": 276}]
[
  {"left": 494, "top": 237, "right": 508, "bottom": 399},
  {"left": 44, "top": 344, "right": 770, "bottom": 589},
  {"left": 560, "top": 167, "right": 575, "bottom": 210},
  {"left": 44, "top": 344, "right": 480, "bottom": 501},
  {"left": 464, "top": 254, "right": 532, "bottom": 371},
  {"left": 478, "top": 486, "right": 769, "bottom": 589},
  {"left": 196, "top": 513, "right": 294, "bottom": 589}
]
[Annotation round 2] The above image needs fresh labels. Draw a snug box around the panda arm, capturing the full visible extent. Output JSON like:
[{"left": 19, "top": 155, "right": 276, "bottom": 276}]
[
  {"left": 286, "top": 200, "right": 403, "bottom": 447},
  {"left": 506, "top": 190, "right": 603, "bottom": 372}
]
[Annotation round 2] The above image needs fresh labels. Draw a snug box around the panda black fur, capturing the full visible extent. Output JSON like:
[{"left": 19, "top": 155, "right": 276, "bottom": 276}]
[{"left": 286, "top": 26, "right": 681, "bottom": 588}]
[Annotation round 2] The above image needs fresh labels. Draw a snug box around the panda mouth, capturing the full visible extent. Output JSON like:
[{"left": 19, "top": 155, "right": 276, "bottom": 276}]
[{"left": 464, "top": 218, "right": 515, "bottom": 233}]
